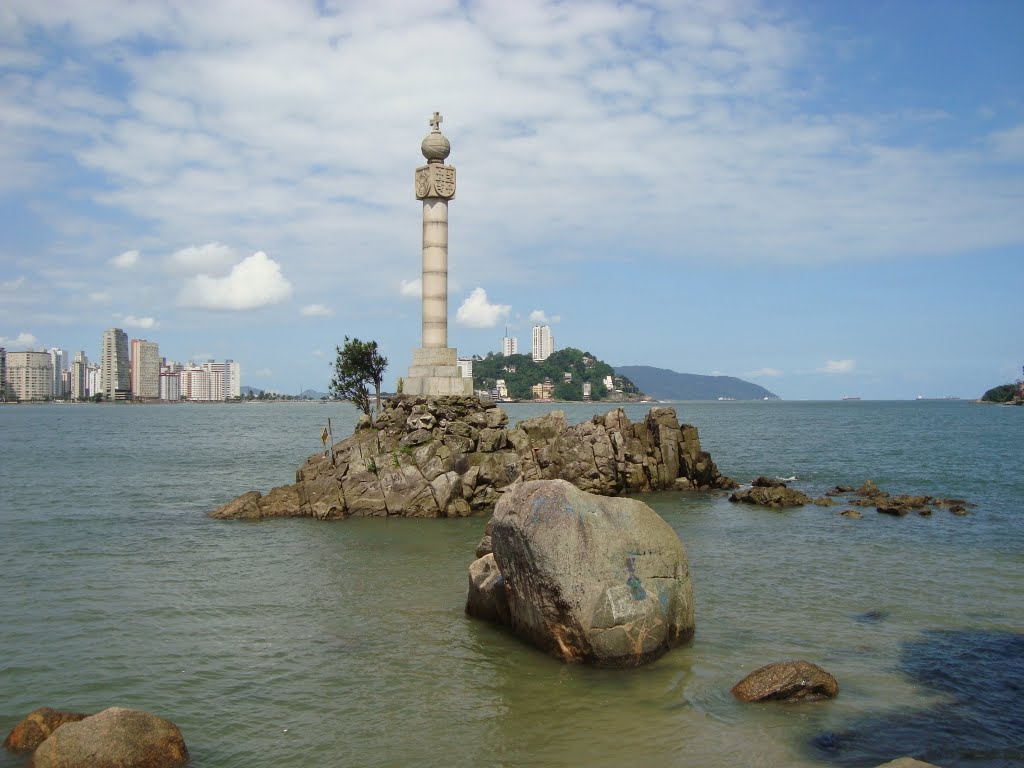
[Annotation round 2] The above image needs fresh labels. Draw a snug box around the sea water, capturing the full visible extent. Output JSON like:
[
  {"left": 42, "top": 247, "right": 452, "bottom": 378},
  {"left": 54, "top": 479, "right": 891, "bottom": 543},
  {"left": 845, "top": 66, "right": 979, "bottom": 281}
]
[{"left": 1, "top": 400, "right": 1021, "bottom": 767}]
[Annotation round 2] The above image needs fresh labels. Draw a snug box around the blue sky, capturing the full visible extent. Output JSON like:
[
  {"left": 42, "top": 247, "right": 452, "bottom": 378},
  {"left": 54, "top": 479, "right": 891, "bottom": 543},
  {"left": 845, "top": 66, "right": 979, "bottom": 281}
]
[{"left": 1, "top": 0, "right": 1021, "bottom": 399}]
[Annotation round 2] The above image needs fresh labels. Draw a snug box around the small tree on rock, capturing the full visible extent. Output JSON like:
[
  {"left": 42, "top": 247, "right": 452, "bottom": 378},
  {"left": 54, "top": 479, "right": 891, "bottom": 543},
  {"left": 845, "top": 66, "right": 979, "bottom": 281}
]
[{"left": 330, "top": 337, "right": 388, "bottom": 418}]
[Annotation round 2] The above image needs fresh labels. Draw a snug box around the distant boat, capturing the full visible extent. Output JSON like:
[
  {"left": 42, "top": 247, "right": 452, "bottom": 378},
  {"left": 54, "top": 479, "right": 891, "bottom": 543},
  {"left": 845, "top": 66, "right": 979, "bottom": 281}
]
[
  {"left": 717, "top": 396, "right": 736, "bottom": 401},
  {"left": 915, "top": 395, "right": 961, "bottom": 401},
  {"left": 841, "top": 395, "right": 861, "bottom": 401}
]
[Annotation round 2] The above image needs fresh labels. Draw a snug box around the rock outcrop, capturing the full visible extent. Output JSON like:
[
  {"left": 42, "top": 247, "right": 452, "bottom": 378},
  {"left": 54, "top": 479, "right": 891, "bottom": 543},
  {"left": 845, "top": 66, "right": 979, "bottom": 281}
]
[
  {"left": 467, "top": 479, "right": 695, "bottom": 667},
  {"left": 728, "top": 482, "right": 812, "bottom": 508},
  {"left": 24, "top": 707, "right": 188, "bottom": 768},
  {"left": 731, "top": 660, "right": 839, "bottom": 702},
  {"left": 4, "top": 708, "right": 90, "bottom": 754},
  {"left": 211, "top": 397, "right": 736, "bottom": 520}
]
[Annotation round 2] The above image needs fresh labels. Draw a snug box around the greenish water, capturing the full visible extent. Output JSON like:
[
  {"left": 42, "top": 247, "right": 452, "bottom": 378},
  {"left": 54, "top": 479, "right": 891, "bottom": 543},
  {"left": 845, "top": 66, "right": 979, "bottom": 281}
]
[{"left": 1, "top": 400, "right": 1021, "bottom": 767}]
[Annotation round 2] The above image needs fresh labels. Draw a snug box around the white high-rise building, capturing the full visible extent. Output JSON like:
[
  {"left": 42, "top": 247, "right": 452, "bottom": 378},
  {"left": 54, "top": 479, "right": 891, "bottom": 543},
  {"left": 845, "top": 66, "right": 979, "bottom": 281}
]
[
  {"left": 0, "top": 347, "right": 6, "bottom": 400},
  {"left": 70, "top": 351, "right": 88, "bottom": 400},
  {"left": 86, "top": 363, "right": 102, "bottom": 398},
  {"left": 130, "top": 339, "right": 161, "bottom": 400},
  {"left": 5, "top": 351, "right": 54, "bottom": 401},
  {"left": 48, "top": 348, "right": 67, "bottom": 398},
  {"left": 101, "top": 328, "right": 130, "bottom": 401},
  {"left": 501, "top": 335, "right": 518, "bottom": 356},
  {"left": 160, "top": 361, "right": 182, "bottom": 401},
  {"left": 531, "top": 325, "right": 555, "bottom": 362},
  {"left": 224, "top": 360, "right": 241, "bottom": 398},
  {"left": 160, "top": 371, "right": 181, "bottom": 401}
]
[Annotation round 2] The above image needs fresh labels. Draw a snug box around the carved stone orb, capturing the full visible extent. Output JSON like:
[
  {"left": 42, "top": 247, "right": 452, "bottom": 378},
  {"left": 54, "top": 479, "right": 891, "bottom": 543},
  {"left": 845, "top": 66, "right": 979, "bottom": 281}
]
[{"left": 421, "top": 131, "right": 451, "bottom": 162}]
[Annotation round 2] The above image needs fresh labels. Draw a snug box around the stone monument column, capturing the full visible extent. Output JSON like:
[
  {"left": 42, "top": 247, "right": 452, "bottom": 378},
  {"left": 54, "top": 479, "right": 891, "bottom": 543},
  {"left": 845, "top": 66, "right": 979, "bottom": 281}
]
[{"left": 404, "top": 112, "right": 474, "bottom": 397}]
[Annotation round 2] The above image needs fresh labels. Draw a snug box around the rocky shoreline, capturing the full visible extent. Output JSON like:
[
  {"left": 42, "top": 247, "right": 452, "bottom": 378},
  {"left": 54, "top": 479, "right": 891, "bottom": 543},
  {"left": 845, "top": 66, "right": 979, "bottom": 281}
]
[
  {"left": 728, "top": 476, "right": 975, "bottom": 517},
  {"left": 210, "top": 396, "right": 737, "bottom": 520}
]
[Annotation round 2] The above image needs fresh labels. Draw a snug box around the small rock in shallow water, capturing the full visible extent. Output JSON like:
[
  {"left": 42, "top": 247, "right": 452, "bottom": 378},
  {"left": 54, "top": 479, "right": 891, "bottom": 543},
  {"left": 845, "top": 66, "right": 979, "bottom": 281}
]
[
  {"left": 839, "top": 509, "right": 862, "bottom": 519},
  {"left": 731, "top": 660, "right": 838, "bottom": 702}
]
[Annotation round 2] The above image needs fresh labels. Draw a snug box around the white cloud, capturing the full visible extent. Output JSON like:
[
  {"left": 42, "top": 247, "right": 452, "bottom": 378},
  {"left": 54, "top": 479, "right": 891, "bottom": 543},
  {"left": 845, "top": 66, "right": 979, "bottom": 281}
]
[
  {"left": 6, "top": 0, "right": 1018, "bottom": 284},
  {"left": 746, "top": 367, "right": 783, "bottom": 377},
  {"left": 255, "top": 367, "right": 273, "bottom": 378},
  {"left": 118, "top": 314, "right": 157, "bottom": 329},
  {"left": 819, "top": 359, "right": 855, "bottom": 374},
  {"left": 399, "top": 278, "right": 421, "bottom": 298},
  {"left": 456, "top": 287, "right": 510, "bottom": 328},
  {"left": 178, "top": 251, "right": 292, "bottom": 311},
  {"left": 312, "top": 349, "right": 324, "bottom": 358},
  {"left": 89, "top": 291, "right": 112, "bottom": 303},
  {"left": 301, "top": 303, "right": 333, "bottom": 317},
  {"left": 169, "top": 242, "right": 238, "bottom": 275},
  {"left": 529, "top": 309, "right": 561, "bottom": 325},
  {"left": 110, "top": 250, "right": 139, "bottom": 269},
  {"left": 0, "top": 332, "right": 39, "bottom": 348}
]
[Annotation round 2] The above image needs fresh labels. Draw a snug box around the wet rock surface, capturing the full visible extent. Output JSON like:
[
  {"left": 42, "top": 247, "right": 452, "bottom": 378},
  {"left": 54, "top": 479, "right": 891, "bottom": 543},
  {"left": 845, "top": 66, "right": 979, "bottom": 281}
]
[
  {"left": 731, "top": 660, "right": 839, "bottom": 702},
  {"left": 730, "top": 477, "right": 976, "bottom": 520},
  {"left": 211, "top": 398, "right": 735, "bottom": 519},
  {"left": 729, "top": 484, "right": 813, "bottom": 508}
]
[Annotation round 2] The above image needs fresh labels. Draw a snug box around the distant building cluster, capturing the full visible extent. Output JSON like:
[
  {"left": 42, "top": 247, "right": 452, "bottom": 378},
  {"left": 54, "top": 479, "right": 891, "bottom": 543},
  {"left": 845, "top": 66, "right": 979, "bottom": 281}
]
[
  {"left": 498, "top": 326, "right": 556, "bottom": 362},
  {"left": 0, "top": 328, "right": 240, "bottom": 403}
]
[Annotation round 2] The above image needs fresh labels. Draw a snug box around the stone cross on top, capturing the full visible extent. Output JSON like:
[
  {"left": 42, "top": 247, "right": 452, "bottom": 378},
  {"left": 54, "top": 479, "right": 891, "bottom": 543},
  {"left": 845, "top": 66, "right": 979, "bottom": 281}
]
[{"left": 430, "top": 111, "right": 443, "bottom": 131}]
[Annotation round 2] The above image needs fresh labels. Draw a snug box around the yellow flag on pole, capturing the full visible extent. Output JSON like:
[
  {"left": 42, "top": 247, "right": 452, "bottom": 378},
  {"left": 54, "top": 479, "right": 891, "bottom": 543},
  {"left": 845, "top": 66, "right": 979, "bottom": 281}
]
[{"left": 321, "top": 426, "right": 329, "bottom": 445}]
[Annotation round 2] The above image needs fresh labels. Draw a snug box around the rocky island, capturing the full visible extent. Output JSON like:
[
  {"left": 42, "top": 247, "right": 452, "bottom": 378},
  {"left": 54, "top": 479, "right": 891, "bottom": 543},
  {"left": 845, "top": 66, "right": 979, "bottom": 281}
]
[{"left": 211, "top": 396, "right": 736, "bottom": 520}]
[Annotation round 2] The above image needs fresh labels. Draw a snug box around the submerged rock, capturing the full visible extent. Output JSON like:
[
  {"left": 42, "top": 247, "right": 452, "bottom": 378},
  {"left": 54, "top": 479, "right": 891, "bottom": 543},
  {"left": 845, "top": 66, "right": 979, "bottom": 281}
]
[
  {"left": 27, "top": 706, "right": 188, "bottom": 768},
  {"left": 3, "top": 708, "right": 90, "bottom": 754},
  {"left": 826, "top": 484, "right": 856, "bottom": 496},
  {"left": 211, "top": 399, "right": 735, "bottom": 520},
  {"left": 877, "top": 495, "right": 935, "bottom": 517},
  {"left": 731, "top": 660, "right": 839, "bottom": 702},
  {"left": 839, "top": 509, "right": 862, "bottom": 519},
  {"left": 474, "top": 479, "right": 695, "bottom": 667},
  {"left": 729, "top": 485, "right": 812, "bottom": 508},
  {"left": 855, "top": 480, "right": 888, "bottom": 499}
]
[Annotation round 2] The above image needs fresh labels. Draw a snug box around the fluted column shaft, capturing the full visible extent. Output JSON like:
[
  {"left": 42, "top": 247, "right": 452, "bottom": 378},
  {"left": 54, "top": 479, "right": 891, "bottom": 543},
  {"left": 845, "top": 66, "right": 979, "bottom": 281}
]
[{"left": 422, "top": 198, "right": 448, "bottom": 348}]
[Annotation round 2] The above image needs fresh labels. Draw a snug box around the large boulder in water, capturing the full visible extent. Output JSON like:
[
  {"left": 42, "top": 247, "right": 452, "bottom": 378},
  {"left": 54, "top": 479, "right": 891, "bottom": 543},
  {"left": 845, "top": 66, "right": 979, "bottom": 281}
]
[
  {"left": 28, "top": 706, "right": 189, "bottom": 768},
  {"left": 731, "top": 660, "right": 839, "bottom": 702},
  {"left": 486, "top": 479, "right": 694, "bottom": 667},
  {"left": 4, "top": 708, "right": 90, "bottom": 754}
]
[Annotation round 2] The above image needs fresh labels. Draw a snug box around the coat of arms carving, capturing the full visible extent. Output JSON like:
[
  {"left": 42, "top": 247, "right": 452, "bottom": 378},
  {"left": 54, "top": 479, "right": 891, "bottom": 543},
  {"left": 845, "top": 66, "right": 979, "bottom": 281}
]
[{"left": 433, "top": 166, "right": 456, "bottom": 198}]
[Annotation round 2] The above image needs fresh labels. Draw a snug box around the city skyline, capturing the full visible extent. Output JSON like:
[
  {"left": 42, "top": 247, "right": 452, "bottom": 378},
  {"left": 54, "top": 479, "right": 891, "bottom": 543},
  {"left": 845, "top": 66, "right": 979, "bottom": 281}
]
[
  {"left": 0, "top": 328, "right": 241, "bottom": 402},
  {"left": 1, "top": 2, "right": 1022, "bottom": 400}
]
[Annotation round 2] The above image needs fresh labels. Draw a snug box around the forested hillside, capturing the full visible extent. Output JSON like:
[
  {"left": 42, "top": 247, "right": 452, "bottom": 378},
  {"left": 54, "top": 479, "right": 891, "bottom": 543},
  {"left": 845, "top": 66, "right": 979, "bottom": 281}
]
[{"left": 472, "top": 348, "right": 640, "bottom": 400}]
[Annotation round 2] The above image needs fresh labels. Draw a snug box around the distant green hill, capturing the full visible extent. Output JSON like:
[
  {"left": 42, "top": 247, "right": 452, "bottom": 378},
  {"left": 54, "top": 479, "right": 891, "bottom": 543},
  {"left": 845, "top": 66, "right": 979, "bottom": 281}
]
[
  {"left": 981, "top": 383, "right": 1017, "bottom": 403},
  {"left": 614, "top": 365, "right": 779, "bottom": 401},
  {"left": 472, "top": 348, "right": 639, "bottom": 400}
]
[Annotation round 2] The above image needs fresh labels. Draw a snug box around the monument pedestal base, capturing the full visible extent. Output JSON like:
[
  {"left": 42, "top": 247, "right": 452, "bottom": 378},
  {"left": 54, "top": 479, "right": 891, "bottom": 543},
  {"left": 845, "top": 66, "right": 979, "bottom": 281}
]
[{"left": 404, "top": 347, "right": 474, "bottom": 397}]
